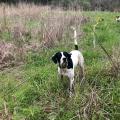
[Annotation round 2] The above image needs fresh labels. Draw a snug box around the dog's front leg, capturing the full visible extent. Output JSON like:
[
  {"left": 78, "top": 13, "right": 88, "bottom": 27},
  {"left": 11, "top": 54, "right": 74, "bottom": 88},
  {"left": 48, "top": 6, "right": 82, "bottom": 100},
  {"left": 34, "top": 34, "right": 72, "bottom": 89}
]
[{"left": 60, "top": 75, "right": 63, "bottom": 80}]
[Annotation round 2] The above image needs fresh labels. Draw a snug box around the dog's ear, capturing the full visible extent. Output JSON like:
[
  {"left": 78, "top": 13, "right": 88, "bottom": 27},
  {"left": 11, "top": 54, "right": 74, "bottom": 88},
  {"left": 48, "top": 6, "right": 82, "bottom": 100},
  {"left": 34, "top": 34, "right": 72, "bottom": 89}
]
[
  {"left": 52, "top": 52, "right": 61, "bottom": 64},
  {"left": 52, "top": 54, "right": 58, "bottom": 64},
  {"left": 63, "top": 52, "right": 71, "bottom": 59}
]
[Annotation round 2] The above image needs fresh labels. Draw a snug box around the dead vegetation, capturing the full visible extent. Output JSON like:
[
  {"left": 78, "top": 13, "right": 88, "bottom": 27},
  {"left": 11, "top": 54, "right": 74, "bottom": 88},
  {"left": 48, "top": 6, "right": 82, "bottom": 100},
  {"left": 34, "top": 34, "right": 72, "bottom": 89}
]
[
  {"left": 0, "top": 4, "right": 88, "bottom": 69},
  {"left": 0, "top": 42, "right": 16, "bottom": 69},
  {"left": 110, "top": 45, "right": 120, "bottom": 77}
]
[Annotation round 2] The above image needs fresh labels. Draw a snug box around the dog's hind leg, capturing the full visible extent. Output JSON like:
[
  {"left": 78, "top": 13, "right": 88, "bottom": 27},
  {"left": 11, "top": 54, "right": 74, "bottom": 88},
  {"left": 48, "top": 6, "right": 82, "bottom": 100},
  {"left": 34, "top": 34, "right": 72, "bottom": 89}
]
[
  {"left": 79, "top": 65, "right": 85, "bottom": 85},
  {"left": 69, "top": 77, "right": 75, "bottom": 97}
]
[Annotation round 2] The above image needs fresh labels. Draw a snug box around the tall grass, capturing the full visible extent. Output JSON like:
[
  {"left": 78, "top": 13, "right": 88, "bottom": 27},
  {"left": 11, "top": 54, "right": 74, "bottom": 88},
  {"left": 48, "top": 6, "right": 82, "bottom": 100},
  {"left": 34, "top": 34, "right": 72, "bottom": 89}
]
[
  {"left": 0, "top": 3, "right": 120, "bottom": 120},
  {"left": 0, "top": 3, "right": 85, "bottom": 69}
]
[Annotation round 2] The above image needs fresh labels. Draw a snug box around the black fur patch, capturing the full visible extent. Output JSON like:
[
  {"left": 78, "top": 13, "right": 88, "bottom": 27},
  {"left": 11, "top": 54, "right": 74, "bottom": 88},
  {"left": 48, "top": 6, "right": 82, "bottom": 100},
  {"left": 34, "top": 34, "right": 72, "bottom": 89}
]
[
  {"left": 63, "top": 52, "right": 73, "bottom": 69},
  {"left": 75, "top": 45, "right": 78, "bottom": 50},
  {"left": 52, "top": 52, "right": 62, "bottom": 64}
]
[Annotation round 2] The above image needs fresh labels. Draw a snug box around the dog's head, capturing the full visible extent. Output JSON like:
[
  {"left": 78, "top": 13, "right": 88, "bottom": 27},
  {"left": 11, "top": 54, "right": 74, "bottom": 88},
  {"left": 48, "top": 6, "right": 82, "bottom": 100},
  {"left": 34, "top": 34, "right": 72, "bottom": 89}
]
[{"left": 52, "top": 52, "right": 71, "bottom": 68}]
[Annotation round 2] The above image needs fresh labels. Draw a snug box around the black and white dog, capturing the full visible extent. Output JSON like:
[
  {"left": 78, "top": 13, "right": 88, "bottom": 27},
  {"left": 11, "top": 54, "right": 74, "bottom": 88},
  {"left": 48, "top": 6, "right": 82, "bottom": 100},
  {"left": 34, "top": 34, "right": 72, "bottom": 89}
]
[
  {"left": 116, "top": 16, "right": 120, "bottom": 22},
  {"left": 52, "top": 27, "right": 84, "bottom": 97}
]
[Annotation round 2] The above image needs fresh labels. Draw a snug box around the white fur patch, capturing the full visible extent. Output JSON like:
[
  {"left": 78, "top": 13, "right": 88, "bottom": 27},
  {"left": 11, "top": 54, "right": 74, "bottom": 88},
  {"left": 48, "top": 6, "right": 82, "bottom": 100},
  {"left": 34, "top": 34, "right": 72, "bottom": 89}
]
[{"left": 60, "top": 52, "right": 66, "bottom": 65}]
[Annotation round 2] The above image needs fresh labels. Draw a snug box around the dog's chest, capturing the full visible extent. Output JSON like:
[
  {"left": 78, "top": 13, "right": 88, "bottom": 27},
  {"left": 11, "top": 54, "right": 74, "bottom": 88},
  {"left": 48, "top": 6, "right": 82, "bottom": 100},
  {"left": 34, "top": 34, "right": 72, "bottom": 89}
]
[
  {"left": 58, "top": 67, "right": 74, "bottom": 77},
  {"left": 61, "top": 68, "right": 68, "bottom": 75}
]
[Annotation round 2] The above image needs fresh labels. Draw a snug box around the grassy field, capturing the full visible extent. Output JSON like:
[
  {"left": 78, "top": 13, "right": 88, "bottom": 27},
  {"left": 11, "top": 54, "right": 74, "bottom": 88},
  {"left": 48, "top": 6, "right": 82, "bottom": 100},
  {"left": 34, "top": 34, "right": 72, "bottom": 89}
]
[{"left": 0, "top": 4, "right": 120, "bottom": 120}]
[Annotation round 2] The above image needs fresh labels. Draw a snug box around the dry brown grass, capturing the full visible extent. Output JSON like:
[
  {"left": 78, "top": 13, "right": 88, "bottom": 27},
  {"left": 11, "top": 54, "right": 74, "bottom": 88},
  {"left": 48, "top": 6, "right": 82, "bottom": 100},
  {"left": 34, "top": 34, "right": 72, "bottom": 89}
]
[
  {"left": 111, "top": 45, "right": 120, "bottom": 77},
  {"left": 0, "top": 3, "right": 84, "bottom": 45},
  {"left": 0, "top": 3, "right": 87, "bottom": 69}
]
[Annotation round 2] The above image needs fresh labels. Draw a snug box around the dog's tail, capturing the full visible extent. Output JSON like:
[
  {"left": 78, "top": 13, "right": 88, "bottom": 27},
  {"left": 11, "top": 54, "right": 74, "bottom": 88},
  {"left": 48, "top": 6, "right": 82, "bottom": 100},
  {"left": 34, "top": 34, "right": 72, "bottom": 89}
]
[{"left": 71, "top": 27, "right": 78, "bottom": 50}]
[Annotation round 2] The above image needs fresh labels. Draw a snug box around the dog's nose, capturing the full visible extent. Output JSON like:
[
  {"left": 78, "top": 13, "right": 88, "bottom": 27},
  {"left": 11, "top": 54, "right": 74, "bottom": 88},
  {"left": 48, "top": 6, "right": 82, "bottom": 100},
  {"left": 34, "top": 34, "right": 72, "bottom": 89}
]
[{"left": 63, "top": 58, "right": 66, "bottom": 61}]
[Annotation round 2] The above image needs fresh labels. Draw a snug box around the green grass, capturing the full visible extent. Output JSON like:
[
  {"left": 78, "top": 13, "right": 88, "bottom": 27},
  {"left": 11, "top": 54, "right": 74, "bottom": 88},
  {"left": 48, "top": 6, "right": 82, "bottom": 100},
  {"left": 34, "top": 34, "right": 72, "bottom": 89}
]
[{"left": 0, "top": 11, "right": 120, "bottom": 120}]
